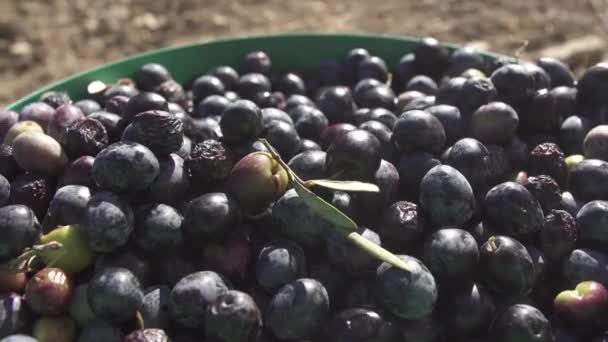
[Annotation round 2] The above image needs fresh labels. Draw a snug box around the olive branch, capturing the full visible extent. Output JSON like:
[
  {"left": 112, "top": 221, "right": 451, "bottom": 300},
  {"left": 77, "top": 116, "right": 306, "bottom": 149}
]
[{"left": 259, "top": 139, "right": 412, "bottom": 272}]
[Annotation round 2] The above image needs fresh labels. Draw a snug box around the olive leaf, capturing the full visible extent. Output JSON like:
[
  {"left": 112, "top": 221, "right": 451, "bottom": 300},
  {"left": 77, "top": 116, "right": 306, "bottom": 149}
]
[
  {"left": 258, "top": 139, "right": 411, "bottom": 272},
  {"left": 304, "top": 179, "right": 380, "bottom": 193},
  {"left": 347, "top": 232, "right": 413, "bottom": 271},
  {"left": 292, "top": 177, "right": 358, "bottom": 235}
]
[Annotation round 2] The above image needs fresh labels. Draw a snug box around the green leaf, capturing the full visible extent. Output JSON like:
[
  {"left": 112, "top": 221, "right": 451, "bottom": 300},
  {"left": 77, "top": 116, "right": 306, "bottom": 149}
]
[
  {"left": 292, "top": 178, "right": 357, "bottom": 234},
  {"left": 347, "top": 232, "right": 412, "bottom": 272},
  {"left": 257, "top": 138, "right": 411, "bottom": 273},
  {"left": 304, "top": 179, "right": 380, "bottom": 193}
]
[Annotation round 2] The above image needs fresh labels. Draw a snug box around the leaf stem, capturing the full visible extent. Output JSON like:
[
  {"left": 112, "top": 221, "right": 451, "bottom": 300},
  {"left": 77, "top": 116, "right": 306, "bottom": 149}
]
[{"left": 0, "top": 241, "right": 63, "bottom": 273}]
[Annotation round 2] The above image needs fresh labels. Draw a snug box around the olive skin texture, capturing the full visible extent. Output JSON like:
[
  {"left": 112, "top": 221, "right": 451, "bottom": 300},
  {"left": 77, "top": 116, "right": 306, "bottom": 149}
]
[
  {"left": 426, "top": 104, "right": 462, "bottom": 143},
  {"left": 471, "top": 101, "right": 519, "bottom": 144},
  {"left": 413, "top": 37, "right": 450, "bottom": 79},
  {"left": 524, "top": 175, "right": 561, "bottom": 213},
  {"left": 77, "top": 319, "right": 124, "bottom": 342},
  {"left": 354, "top": 82, "right": 396, "bottom": 111},
  {"left": 490, "top": 304, "right": 553, "bottom": 342},
  {"left": 445, "top": 137, "right": 491, "bottom": 190},
  {"left": 291, "top": 105, "right": 329, "bottom": 142},
  {"left": 19, "top": 102, "right": 55, "bottom": 128},
  {"left": 0, "top": 205, "right": 40, "bottom": 262},
  {"left": 316, "top": 86, "right": 355, "bottom": 124},
  {"left": 359, "top": 120, "right": 394, "bottom": 160},
  {"left": 380, "top": 201, "right": 426, "bottom": 252},
  {"left": 490, "top": 63, "right": 537, "bottom": 105},
  {"left": 140, "top": 286, "right": 171, "bottom": 331},
  {"left": 537, "top": 57, "right": 575, "bottom": 87},
  {"left": 271, "top": 187, "right": 336, "bottom": 248},
  {"left": 577, "top": 63, "right": 608, "bottom": 107},
  {"left": 0, "top": 144, "right": 21, "bottom": 180},
  {"left": 45, "top": 184, "right": 91, "bottom": 227},
  {"left": 479, "top": 236, "right": 536, "bottom": 296},
  {"left": 61, "top": 118, "right": 109, "bottom": 158},
  {"left": 354, "top": 159, "right": 400, "bottom": 219},
  {"left": 204, "top": 290, "right": 262, "bottom": 342},
  {"left": 448, "top": 46, "right": 486, "bottom": 76},
  {"left": 135, "top": 63, "right": 172, "bottom": 91},
  {"left": 256, "top": 239, "right": 306, "bottom": 293},
  {"left": 327, "top": 227, "right": 381, "bottom": 277},
  {"left": 287, "top": 150, "right": 326, "bottom": 181},
  {"left": 584, "top": 125, "right": 608, "bottom": 161},
  {"left": 0, "top": 111, "right": 19, "bottom": 141},
  {"left": 319, "top": 123, "right": 356, "bottom": 150},
  {"left": 24, "top": 267, "right": 72, "bottom": 315},
  {"left": 12, "top": 132, "right": 68, "bottom": 175},
  {"left": 569, "top": 159, "right": 608, "bottom": 202},
  {"left": 374, "top": 255, "right": 438, "bottom": 320},
  {"left": 228, "top": 152, "right": 289, "bottom": 214},
  {"left": 397, "top": 151, "right": 441, "bottom": 201},
  {"left": 576, "top": 200, "right": 608, "bottom": 252},
  {"left": 95, "top": 249, "right": 151, "bottom": 287},
  {"left": 123, "top": 328, "right": 170, "bottom": 342},
  {"left": 422, "top": 228, "right": 479, "bottom": 282},
  {"left": 483, "top": 182, "right": 544, "bottom": 238},
  {"left": 220, "top": 100, "right": 263, "bottom": 145},
  {"left": 0, "top": 293, "right": 30, "bottom": 339},
  {"left": 59, "top": 155, "right": 95, "bottom": 188},
  {"left": 325, "top": 129, "right": 382, "bottom": 180},
  {"left": 133, "top": 203, "right": 183, "bottom": 254},
  {"left": 47, "top": 104, "right": 85, "bottom": 142},
  {"left": 393, "top": 110, "right": 446, "bottom": 155},
  {"left": 148, "top": 154, "right": 190, "bottom": 204},
  {"left": 88, "top": 111, "right": 126, "bottom": 143},
  {"left": 440, "top": 282, "right": 496, "bottom": 337},
  {"left": 92, "top": 142, "right": 159, "bottom": 193},
  {"left": 326, "top": 308, "right": 397, "bottom": 342},
  {"left": 123, "top": 92, "right": 169, "bottom": 122},
  {"left": 121, "top": 110, "right": 184, "bottom": 155},
  {"left": 82, "top": 191, "right": 134, "bottom": 253},
  {"left": 528, "top": 142, "right": 567, "bottom": 187},
  {"left": 554, "top": 281, "right": 608, "bottom": 332},
  {"left": 560, "top": 115, "right": 591, "bottom": 155},
  {"left": 9, "top": 173, "right": 55, "bottom": 220},
  {"left": 266, "top": 278, "right": 329, "bottom": 340},
  {"left": 185, "top": 139, "right": 234, "bottom": 187},
  {"left": 87, "top": 267, "right": 144, "bottom": 324},
  {"left": 419, "top": 165, "right": 476, "bottom": 227},
  {"left": 541, "top": 209, "right": 578, "bottom": 263},
  {"left": 406, "top": 75, "right": 438, "bottom": 95},
  {"left": 263, "top": 119, "right": 301, "bottom": 159},
  {"left": 182, "top": 192, "right": 242, "bottom": 241},
  {"left": 563, "top": 249, "right": 608, "bottom": 286},
  {"left": 67, "top": 284, "right": 95, "bottom": 327},
  {"left": 169, "top": 271, "right": 229, "bottom": 330},
  {"left": 241, "top": 51, "right": 271, "bottom": 76}
]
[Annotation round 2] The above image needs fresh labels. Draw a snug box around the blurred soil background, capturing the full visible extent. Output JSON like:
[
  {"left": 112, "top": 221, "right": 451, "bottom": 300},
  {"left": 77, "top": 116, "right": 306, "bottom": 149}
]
[{"left": 2, "top": 0, "right": 608, "bottom": 106}]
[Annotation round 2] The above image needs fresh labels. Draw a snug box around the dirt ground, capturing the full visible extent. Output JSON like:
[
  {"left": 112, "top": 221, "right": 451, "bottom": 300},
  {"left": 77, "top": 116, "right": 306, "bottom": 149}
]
[{"left": 2, "top": 0, "right": 608, "bottom": 107}]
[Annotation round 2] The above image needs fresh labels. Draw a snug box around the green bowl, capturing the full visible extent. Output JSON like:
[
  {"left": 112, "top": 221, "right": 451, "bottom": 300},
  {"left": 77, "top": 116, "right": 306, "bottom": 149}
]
[{"left": 6, "top": 33, "right": 504, "bottom": 112}]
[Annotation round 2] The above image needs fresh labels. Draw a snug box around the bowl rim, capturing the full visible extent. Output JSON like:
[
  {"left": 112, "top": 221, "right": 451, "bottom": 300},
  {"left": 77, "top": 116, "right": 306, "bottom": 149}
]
[{"left": 6, "top": 32, "right": 508, "bottom": 111}]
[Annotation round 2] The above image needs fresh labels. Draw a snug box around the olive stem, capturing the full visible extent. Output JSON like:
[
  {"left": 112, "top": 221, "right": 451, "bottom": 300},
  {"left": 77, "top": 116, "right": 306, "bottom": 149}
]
[
  {"left": 0, "top": 241, "right": 63, "bottom": 273},
  {"left": 135, "top": 311, "right": 145, "bottom": 330}
]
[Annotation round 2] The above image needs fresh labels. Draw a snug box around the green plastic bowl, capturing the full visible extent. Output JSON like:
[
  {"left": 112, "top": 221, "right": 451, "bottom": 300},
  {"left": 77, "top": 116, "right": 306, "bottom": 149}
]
[{"left": 7, "top": 33, "right": 504, "bottom": 112}]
